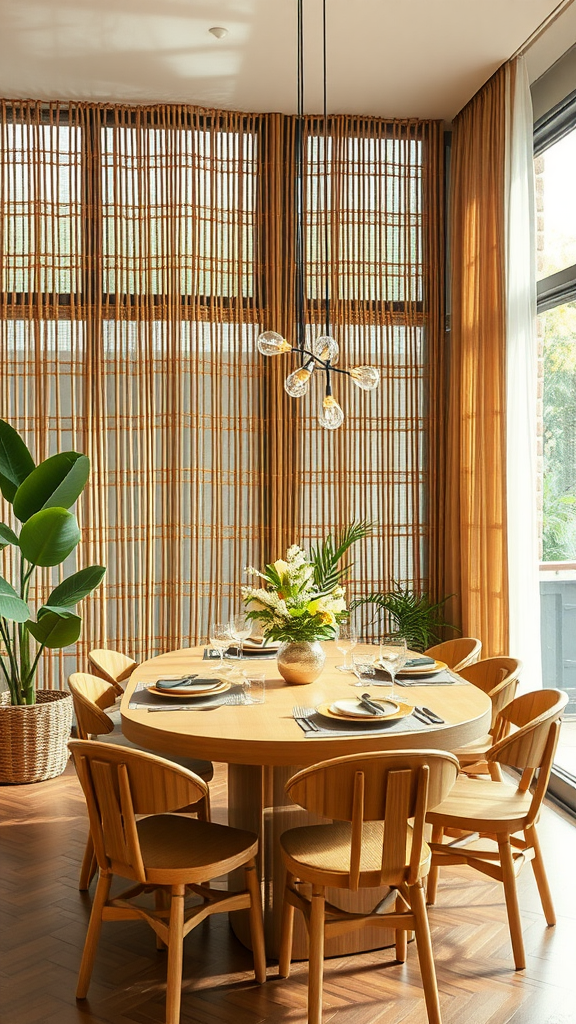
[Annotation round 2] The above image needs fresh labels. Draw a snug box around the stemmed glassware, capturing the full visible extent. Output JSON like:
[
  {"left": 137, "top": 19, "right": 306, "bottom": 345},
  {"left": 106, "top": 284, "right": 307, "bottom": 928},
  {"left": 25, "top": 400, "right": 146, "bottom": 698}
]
[
  {"left": 350, "top": 648, "right": 377, "bottom": 687},
  {"left": 336, "top": 621, "right": 358, "bottom": 671},
  {"left": 379, "top": 637, "right": 408, "bottom": 699},
  {"left": 228, "top": 612, "right": 252, "bottom": 660},
  {"left": 208, "top": 621, "right": 232, "bottom": 672}
]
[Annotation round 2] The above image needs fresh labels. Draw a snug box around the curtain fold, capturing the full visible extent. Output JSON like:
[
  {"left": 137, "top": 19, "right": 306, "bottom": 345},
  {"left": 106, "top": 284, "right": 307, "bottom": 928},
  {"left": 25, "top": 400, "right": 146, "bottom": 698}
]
[
  {"left": 444, "top": 67, "right": 509, "bottom": 656},
  {"left": 0, "top": 100, "right": 444, "bottom": 681}
]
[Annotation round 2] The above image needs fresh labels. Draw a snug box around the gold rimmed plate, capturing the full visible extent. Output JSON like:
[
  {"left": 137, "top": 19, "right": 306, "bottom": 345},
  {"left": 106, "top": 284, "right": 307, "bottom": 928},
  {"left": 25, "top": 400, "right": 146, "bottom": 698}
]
[
  {"left": 395, "top": 659, "right": 447, "bottom": 676},
  {"left": 147, "top": 679, "right": 230, "bottom": 698},
  {"left": 316, "top": 699, "right": 414, "bottom": 724}
]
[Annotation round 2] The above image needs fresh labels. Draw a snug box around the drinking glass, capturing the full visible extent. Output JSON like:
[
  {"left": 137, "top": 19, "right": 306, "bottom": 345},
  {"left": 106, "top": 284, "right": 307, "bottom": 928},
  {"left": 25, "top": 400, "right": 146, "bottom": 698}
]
[
  {"left": 336, "top": 621, "right": 358, "bottom": 671},
  {"left": 228, "top": 612, "right": 252, "bottom": 659},
  {"left": 208, "top": 622, "right": 232, "bottom": 672},
  {"left": 243, "top": 672, "right": 266, "bottom": 704},
  {"left": 379, "top": 637, "right": 408, "bottom": 699},
  {"left": 350, "top": 649, "right": 377, "bottom": 687}
]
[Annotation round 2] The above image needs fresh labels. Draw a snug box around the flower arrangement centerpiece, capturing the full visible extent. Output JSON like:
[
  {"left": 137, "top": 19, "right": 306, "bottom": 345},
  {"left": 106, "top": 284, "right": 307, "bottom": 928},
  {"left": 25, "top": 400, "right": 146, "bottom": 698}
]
[{"left": 242, "top": 521, "right": 371, "bottom": 683}]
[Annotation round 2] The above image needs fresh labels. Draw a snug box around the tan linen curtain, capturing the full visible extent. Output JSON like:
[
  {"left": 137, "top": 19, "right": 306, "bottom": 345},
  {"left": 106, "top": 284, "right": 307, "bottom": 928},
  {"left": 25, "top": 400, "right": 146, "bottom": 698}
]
[
  {"left": 0, "top": 101, "right": 444, "bottom": 680},
  {"left": 443, "top": 66, "right": 510, "bottom": 656}
]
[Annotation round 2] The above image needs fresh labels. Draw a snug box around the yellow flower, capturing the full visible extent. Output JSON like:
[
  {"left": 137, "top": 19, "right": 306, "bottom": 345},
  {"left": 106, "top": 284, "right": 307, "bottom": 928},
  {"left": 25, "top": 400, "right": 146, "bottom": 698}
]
[
  {"left": 273, "top": 558, "right": 289, "bottom": 577},
  {"left": 317, "top": 610, "right": 336, "bottom": 627}
]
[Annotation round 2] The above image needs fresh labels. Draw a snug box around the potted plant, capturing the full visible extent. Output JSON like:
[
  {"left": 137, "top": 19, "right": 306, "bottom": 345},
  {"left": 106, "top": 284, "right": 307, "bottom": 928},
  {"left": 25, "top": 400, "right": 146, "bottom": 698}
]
[
  {"left": 242, "top": 521, "right": 371, "bottom": 683},
  {"left": 351, "top": 584, "right": 456, "bottom": 652},
  {"left": 0, "top": 419, "right": 105, "bottom": 783}
]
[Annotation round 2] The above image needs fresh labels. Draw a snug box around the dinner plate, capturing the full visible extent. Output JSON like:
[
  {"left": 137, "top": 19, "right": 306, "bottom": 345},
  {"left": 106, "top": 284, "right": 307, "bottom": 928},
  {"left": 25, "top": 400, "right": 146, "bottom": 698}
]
[
  {"left": 395, "top": 659, "right": 447, "bottom": 676},
  {"left": 331, "top": 698, "right": 400, "bottom": 719},
  {"left": 316, "top": 700, "right": 414, "bottom": 724},
  {"left": 147, "top": 679, "right": 230, "bottom": 698},
  {"left": 243, "top": 638, "right": 281, "bottom": 651}
]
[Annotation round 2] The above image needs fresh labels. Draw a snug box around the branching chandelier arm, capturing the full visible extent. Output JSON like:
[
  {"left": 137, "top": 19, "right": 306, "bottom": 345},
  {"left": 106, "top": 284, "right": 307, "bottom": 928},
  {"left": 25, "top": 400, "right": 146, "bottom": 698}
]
[{"left": 256, "top": 0, "right": 380, "bottom": 430}]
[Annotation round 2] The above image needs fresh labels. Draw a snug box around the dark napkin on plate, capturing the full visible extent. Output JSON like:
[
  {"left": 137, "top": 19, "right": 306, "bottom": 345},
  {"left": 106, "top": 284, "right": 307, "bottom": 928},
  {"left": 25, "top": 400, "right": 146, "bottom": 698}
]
[{"left": 403, "top": 656, "right": 436, "bottom": 667}]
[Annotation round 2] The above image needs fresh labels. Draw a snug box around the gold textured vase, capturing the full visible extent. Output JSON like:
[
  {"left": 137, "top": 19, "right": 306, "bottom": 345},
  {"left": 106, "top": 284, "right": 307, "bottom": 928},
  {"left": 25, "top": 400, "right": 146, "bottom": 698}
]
[{"left": 277, "top": 641, "right": 326, "bottom": 685}]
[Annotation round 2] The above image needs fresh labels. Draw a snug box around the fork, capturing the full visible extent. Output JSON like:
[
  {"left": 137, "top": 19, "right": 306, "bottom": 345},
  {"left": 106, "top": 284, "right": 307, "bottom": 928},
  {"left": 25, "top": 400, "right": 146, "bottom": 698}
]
[{"left": 293, "top": 705, "right": 319, "bottom": 731}]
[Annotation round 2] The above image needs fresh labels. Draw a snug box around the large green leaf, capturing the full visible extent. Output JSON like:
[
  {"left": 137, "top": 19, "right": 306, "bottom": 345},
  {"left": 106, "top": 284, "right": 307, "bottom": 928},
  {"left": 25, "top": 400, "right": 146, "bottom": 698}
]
[
  {"left": 27, "top": 608, "right": 82, "bottom": 649},
  {"left": 0, "top": 522, "right": 19, "bottom": 551},
  {"left": 48, "top": 565, "right": 106, "bottom": 607},
  {"left": 0, "top": 420, "right": 35, "bottom": 503},
  {"left": 13, "top": 452, "right": 90, "bottom": 522},
  {"left": 19, "top": 508, "right": 81, "bottom": 567},
  {"left": 0, "top": 575, "right": 30, "bottom": 622}
]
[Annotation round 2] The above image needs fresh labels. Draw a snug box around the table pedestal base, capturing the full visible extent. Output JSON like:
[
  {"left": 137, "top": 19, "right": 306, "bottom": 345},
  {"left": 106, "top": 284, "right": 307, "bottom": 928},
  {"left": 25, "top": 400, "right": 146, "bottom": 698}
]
[{"left": 228, "top": 763, "right": 398, "bottom": 959}]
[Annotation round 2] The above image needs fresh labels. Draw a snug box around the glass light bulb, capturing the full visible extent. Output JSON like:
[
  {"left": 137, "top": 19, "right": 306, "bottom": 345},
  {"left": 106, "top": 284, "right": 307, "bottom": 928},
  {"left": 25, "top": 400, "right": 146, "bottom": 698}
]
[
  {"left": 257, "top": 331, "right": 291, "bottom": 356},
  {"left": 314, "top": 334, "right": 340, "bottom": 365},
  {"left": 350, "top": 365, "right": 380, "bottom": 391},
  {"left": 284, "top": 366, "right": 312, "bottom": 398},
  {"left": 318, "top": 394, "right": 345, "bottom": 430}
]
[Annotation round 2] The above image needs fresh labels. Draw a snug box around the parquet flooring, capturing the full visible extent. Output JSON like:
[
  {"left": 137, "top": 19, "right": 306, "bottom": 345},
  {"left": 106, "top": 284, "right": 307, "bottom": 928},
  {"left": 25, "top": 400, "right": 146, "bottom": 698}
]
[{"left": 1, "top": 762, "right": 576, "bottom": 1024}]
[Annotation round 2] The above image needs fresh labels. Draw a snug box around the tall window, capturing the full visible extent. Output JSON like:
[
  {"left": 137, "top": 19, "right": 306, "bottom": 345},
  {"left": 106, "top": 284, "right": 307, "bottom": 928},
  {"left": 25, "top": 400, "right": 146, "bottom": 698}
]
[{"left": 0, "top": 102, "right": 444, "bottom": 678}]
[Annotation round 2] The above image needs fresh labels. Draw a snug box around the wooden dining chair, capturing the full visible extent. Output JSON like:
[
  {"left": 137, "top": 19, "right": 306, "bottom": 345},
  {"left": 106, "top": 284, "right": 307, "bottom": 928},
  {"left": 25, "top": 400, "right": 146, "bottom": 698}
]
[
  {"left": 68, "top": 740, "right": 266, "bottom": 1024},
  {"left": 278, "top": 749, "right": 460, "bottom": 1024},
  {"left": 88, "top": 648, "right": 138, "bottom": 695},
  {"left": 424, "top": 637, "right": 482, "bottom": 672},
  {"left": 426, "top": 688, "right": 568, "bottom": 971},
  {"left": 452, "top": 657, "right": 522, "bottom": 780},
  {"left": 68, "top": 672, "right": 213, "bottom": 890}
]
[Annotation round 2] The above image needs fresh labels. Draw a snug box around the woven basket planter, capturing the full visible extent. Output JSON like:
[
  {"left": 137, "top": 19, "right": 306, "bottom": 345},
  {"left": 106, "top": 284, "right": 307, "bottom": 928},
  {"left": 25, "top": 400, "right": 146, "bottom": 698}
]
[{"left": 0, "top": 689, "right": 74, "bottom": 784}]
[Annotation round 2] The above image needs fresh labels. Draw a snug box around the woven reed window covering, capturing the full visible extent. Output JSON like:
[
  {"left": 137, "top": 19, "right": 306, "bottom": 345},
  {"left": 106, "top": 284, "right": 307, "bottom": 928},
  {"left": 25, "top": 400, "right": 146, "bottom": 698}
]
[{"left": 0, "top": 101, "right": 444, "bottom": 680}]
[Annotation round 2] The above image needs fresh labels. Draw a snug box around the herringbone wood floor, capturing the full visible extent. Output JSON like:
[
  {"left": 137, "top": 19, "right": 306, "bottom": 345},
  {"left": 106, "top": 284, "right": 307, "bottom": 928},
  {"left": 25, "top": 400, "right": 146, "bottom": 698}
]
[{"left": 2, "top": 763, "right": 576, "bottom": 1024}]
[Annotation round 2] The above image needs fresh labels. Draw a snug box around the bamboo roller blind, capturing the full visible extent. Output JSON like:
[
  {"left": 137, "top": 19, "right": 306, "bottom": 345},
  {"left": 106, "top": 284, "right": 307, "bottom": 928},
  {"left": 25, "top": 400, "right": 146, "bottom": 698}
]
[{"left": 0, "top": 101, "right": 445, "bottom": 680}]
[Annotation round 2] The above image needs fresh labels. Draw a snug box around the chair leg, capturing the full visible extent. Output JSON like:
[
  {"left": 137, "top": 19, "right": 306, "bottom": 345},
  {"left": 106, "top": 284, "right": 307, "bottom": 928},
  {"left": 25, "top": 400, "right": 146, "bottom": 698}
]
[
  {"left": 245, "top": 859, "right": 267, "bottom": 983},
  {"left": 79, "top": 831, "right": 97, "bottom": 891},
  {"left": 76, "top": 872, "right": 112, "bottom": 999},
  {"left": 488, "top": 761, "right": 504, "bottom": 782},
  {"left": 410, "top": 881, "right": 442, "bottom": 1024},
  {"left": 155, "top": 888, "right": 168, "bottom": 950},
  {"left": 165, "top": 886, "right": 185, "bottom": 1024},
  {"left": 279, "top": 871, "right": 296, "bottom": 979},
  {"left": 498, "top": 836, "right": 525, "bottom": 970},
  {"left": 427, "top": 825, "right": 444, "bottom": 904},
  {"left": 527, "top": 825, "right": 556, "bottom": 926},
  {"left": 308, "top": 885, "right": 326, "bottom": 1024},
  {"left": 395, "top": 892, "right": 407, "bottom": 962}
]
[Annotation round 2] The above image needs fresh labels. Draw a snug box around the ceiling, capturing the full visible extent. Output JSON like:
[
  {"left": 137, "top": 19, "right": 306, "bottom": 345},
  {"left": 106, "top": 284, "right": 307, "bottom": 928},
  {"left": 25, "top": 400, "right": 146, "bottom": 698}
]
[{"left": 0, "top": 0, "right": 571, "bottom": 121}]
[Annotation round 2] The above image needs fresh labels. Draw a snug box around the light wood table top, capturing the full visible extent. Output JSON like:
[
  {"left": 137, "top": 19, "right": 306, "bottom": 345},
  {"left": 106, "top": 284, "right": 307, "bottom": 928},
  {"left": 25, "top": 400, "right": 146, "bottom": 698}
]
[{"left": 121, "top": 644, "right": 491, "bottom": 766}]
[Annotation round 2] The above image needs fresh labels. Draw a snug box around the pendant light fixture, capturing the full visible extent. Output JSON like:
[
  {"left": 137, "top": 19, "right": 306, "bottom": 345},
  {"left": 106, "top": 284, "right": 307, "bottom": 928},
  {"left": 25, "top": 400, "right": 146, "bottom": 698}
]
[{"left": 256, "top": 0, "right": 380, "bottom": 430}]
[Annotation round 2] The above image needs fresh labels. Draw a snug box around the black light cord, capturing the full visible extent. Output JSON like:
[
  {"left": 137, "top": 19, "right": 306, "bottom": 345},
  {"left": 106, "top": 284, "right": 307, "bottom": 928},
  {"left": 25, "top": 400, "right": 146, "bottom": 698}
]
[
  {"left": 295, "top": 0, "right": 306, "bottom": 355},
  {"left": 322, "top": 0, "right": 330, "bottom": 340}
]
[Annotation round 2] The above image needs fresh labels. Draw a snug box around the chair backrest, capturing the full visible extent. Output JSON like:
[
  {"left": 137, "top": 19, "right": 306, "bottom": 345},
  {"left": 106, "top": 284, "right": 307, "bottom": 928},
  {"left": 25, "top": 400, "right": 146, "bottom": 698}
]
[
  {"left": 88, "top": 649, "right": 138, "bottom": 691},
  {"left": 457, "top": 657, "right": 522, "bottom": 731},
  {"left": 285, "top": 749, "right": 459, "bottom": 890},
  {"left": 424, "top": 638, "right": 482, "bottom": 672},
  {"left": 68, "top": 740, "right": 208, "bottom": 882},
  {"left": 68, "top": 672, "right": 118, "bottom": 739},
  {"left": 487, "top": 688, "right": 568, "bottom": 825}
]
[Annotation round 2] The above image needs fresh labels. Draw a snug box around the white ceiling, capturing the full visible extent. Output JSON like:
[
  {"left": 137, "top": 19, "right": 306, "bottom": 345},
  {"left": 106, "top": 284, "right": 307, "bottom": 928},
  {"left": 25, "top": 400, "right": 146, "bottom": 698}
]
[{"left": 0, "top": 0, "right": 571, "bottom": 121}]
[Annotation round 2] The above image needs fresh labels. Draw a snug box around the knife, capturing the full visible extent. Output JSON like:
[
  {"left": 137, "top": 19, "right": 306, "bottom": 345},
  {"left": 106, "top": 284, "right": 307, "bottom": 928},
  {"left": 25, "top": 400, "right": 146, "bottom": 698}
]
[{"left": 421, "top": 706, "right": 445, "bottom": 724}]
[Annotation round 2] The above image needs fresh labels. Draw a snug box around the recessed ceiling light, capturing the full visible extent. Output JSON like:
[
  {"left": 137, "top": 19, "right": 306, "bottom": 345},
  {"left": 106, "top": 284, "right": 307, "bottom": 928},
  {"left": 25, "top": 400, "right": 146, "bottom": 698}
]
[{"left": 209, "top": 27, "right": 228, "bottom": 39}]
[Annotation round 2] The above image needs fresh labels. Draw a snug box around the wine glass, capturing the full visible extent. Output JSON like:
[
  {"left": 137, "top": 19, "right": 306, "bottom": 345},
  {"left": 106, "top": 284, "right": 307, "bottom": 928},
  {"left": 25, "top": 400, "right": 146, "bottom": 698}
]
[
  {"left": 336, "top": 621, "right": 358, "bottom": 671},
  {"left": 350, "top": 649, "right": 377, "bottom": 687},
  {"left": 209, "top": 621, "right": 232, "bottom": 672},
  {"left": 379, "top": 637, "right": 408, "bottom": 699},
  {"left": 228, "top": 612, "right": 252, "bottom": 660}
]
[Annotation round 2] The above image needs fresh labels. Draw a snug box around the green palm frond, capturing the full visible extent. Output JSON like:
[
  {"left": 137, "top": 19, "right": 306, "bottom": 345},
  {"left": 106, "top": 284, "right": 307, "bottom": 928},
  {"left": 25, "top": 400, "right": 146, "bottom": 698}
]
[
  {"left": 311, "top": 519, "right": 374, "bottom": 594},
  {"left": 351, "top": 586, "right": 456, "bottom": 652}
]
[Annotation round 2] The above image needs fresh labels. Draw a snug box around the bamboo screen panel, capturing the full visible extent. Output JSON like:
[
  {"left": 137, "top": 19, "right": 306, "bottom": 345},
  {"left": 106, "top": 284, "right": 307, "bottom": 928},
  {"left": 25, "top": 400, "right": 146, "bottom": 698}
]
[{"left": 0, "top": 101, "right": 444, "bottom": 680}]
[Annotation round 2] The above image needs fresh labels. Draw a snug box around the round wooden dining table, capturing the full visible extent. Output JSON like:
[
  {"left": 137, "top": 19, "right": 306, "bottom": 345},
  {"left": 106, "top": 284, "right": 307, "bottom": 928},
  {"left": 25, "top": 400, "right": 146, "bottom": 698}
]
[{"left": 121, "top": 643, "right": 491, "bottom": 958}]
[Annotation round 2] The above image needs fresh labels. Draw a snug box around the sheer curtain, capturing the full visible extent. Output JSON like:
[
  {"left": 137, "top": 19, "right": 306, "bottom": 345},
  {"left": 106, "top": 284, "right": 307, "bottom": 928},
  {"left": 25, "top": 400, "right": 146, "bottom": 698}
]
[
  {"left": 505, "top": 57, "right": 541, "bottom": 689},
  {"left": 0, "top": 101, "right": 445, "bottom": 680}
]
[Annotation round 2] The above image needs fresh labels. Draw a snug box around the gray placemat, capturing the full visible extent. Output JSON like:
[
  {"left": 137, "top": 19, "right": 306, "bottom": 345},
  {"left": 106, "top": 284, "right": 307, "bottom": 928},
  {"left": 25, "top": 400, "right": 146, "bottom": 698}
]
[
  {"left": 203, "top": 647, "right": 278, "bottom": 661},
  {"left": 300, "top": 711, "right": 445, "bottom": 738},
  {"left": 128, "top": 681, "right": 243, "bottom": 711}
]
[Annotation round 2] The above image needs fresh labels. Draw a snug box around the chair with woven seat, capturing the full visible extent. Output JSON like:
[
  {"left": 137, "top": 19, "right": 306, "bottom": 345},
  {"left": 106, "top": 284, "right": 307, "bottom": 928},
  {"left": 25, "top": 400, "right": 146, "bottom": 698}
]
[
  {"left": 426, "top": 688, "right": 568, "bottom": 971},
  {"left": 68, "top": 672, "right": 214, "bottom": 890},
  {"left": 452, "top": 657, "right": 522, "bottom": 780},
  {"left": 278, "top": 749, "right": 460, "bottom": 1024},
  {"left": 424, "top": 637, "right": 482, "bottom": 672},
  {"left": 69, "top": 740, "right": 266, "bottom": 1024},
  {"left": 88, "top": 648, "right": 138, "bottom": 695}
]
